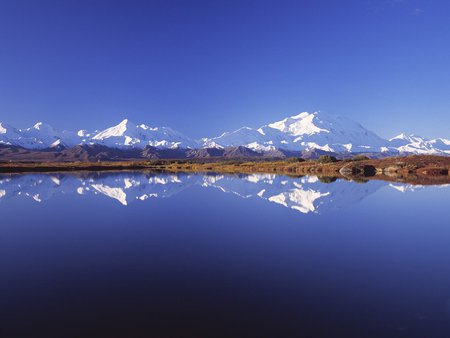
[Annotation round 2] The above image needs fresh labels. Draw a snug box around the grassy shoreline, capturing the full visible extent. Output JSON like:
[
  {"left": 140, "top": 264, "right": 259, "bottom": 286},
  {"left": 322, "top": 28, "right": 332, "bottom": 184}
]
[{"left": 1, "top": 155, "right": 449, "bottom": 185}]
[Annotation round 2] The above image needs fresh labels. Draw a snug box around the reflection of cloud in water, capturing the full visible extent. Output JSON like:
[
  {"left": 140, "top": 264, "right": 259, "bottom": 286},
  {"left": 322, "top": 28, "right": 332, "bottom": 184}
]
[{"left": 0, "top": 172, "right": 438, "bottom": 214}]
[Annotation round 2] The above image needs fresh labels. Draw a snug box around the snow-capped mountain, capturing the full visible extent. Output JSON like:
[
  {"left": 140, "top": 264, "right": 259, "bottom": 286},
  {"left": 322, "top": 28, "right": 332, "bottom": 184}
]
[
  {"left": 0, "top": 121, "right": 80, "bottom": 149},
  {"left": 20, "top": 122, "right": 81, "bottom": 149},
  {"left": 203, "top": 112, "right": 388, "bottom": 153},
  {"left": 91, "top": 119, "right": 198, "bottom": 149},
  {"left": 387, "top": 133, "right": 450, "bottom": 155},
  {"left": 0, "top": 119, "right": 197, "bottom": 150},
  {"left": 0, "top": 112, "right": 449, "bottom": 155},
  {"left": 0, "top": 122, "right": 21, "bottom": 146}
]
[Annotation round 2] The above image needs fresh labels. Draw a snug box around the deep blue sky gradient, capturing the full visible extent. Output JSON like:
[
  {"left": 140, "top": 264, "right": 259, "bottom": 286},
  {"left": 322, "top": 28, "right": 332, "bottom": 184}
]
[{"left": 0, "top": 0, "right": 449, "bottom": 138}]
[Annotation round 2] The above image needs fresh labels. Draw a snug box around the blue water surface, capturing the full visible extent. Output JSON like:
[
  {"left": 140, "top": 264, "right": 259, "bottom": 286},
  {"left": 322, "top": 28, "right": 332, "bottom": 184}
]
[{"left": 0, "top": 172, "right": 449, "bottom": 337}]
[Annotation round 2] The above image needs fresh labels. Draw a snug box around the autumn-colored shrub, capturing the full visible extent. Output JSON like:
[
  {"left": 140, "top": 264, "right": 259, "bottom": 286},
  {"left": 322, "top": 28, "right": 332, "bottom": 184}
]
[{"left": 317, "top": 155, "right": 338, "bottom": 163}]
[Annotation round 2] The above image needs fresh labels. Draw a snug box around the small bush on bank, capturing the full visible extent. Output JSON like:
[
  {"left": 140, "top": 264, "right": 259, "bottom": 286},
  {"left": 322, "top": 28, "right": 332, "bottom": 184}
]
[
  {"left": 317, "top": 155, "right": 338, "bottom": 163},
  {"left": 285, "top": 157, "right": 305, "bottom": 163},
  {"left": 352, "top": 155, "right": 370, "bottom": 161}
]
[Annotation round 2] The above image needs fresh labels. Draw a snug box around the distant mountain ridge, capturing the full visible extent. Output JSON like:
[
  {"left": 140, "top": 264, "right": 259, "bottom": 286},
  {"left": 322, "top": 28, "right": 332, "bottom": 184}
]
[{"left": 1, "top": 112, "right": 449, "bottom": 157}]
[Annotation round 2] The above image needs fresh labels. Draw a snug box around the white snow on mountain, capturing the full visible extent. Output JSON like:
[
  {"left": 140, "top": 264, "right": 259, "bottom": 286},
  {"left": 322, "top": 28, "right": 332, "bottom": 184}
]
[
  {"left": 202, "top": 112, "right": 391, "bottom": 153},
  {"left": 0, "top": 119, "right": 197, "bottom": 150},
  {"left": 388, "top": 133, "right": 450, "bottom": 155},
  {"left": 267, "top": 112, "right": 328, "bottom": 135},
  {"left": 203, "top": 126, "right": 278, "bottom": 151},
  {"left": 0, "top": 122, "right": 19, "bottom": 146},
  {"left": 20, "top": 122, "right": 81, "bottom": 149},
  {"left": 91, "top": 119, "right": 198, "bottom": 149},
  {"left": 0, "top": 112, "right": 448, "bottom": 154},
  {"left": 0, "top": 121, "right": 81, "bottom": 149},
  {"left": 430, "top": 138, "right": 450, "bottom": 154},
  {"left": 0, "top": 123, "right": 9, "bottom": 134}
]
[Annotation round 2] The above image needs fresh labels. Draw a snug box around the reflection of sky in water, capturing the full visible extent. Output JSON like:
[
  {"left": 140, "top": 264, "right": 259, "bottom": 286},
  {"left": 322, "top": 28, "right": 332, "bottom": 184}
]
[
  {"left": 1, "top": 172, "right": 450, "bottom": 337},
  {"left": 0, "top": 172, "right": 442, "bottom": 214}
]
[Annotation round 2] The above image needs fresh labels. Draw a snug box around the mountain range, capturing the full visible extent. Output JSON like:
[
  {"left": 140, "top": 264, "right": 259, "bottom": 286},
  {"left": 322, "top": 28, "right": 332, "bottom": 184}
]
[{"left": 1, "top": 112, "right": 449, "bottom": 160}]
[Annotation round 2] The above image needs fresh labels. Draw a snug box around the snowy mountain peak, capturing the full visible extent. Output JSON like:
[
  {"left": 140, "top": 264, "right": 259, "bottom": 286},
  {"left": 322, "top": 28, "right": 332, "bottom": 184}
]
[
  {"left": 432, "top": 138, "right": 450, "bottom": 146},
  {"left": 205, "top": 111, "right": 389, "bottom": 153},
  {"left": 28, "top": 122, "right": 58, "bottom": 133},
  {"left": 77, "top": 130, "right": 89, "bottom": 137},
  {"left": 386, "top": 132, "right": 449, "bottom": 155},
  {"left": 119, "top": 119, "right": 129, "bottom": 126},
  {"left": 33, "top": 122, "right": 44, "bottom": 129},
  {"left": 93, "top": 119, "right": 137, "bottom": 140},
  {"left": 291, "top": 112, "right": 312, "bottom": 120},
  {"left": 389, "top": 133, "right": 426, "bottom": 144},
  {"left": 0, "top": 122, "right": 10, "bottom": 134},
  {"left": 390, "top": 133, "right": 408, "bottom": 141},
  {"left": 89, "top": 119, "right": 197, "bottom": 149},
  {"left": 267, "top": 112, "right": 328, "bottom": 136}
]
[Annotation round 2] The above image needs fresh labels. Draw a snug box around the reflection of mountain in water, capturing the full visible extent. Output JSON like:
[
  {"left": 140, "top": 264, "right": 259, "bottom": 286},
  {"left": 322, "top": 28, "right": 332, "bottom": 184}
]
[
  {"left": 0, "top": 172, "right": 428, "bottom": 214},
  {"left": 202, "top": 174, "right": 387, "bottom": 214}
]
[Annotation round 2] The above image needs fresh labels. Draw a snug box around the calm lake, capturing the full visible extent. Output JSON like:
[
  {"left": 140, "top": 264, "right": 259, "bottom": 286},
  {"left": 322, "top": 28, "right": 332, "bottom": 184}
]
[{"left": 1, "top": 172, "right": 450, "bottom": 337}]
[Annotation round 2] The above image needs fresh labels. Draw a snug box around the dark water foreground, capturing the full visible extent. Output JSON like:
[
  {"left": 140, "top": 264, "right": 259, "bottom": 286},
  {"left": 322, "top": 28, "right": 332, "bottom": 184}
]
[{"left": 0, "top": 172, "right": 449, "bottom": 337}]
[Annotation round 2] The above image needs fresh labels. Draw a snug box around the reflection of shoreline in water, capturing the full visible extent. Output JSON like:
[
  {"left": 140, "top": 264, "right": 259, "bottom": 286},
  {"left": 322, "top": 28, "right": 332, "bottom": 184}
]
[{"left": 0, "top": 172, "right": 439, "bottom": 214}]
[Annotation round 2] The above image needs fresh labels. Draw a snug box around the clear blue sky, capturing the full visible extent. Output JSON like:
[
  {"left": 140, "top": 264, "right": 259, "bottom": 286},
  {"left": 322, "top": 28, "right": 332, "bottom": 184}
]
[{"left": 0, "top": 0, "right": 449, "bottom": 138}]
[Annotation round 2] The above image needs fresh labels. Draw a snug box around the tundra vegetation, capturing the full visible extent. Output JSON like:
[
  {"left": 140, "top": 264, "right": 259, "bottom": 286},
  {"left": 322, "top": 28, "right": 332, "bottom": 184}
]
[
  {"left": 0, "top": 155, "right": 449, "bottom": 186},
  {"left": 0, "top": 155, "right": 450, "bottom": 184},
  {"left": 316, "top": 155, "right": 338, "bottom": 163}
]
